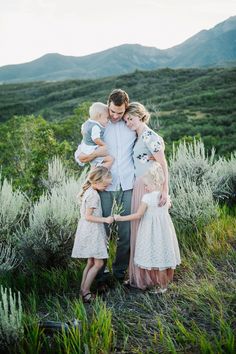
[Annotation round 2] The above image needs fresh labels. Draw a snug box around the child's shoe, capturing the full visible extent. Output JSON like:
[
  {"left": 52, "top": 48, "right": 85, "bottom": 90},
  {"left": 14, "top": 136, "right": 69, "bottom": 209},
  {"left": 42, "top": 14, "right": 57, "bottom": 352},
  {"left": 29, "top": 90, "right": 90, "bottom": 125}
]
[
  {"left": 155, "top": 287, "right": 167, "bottom": 294},
  {"left": 149, "top": 286, "right": 167, "bottom": 294}
]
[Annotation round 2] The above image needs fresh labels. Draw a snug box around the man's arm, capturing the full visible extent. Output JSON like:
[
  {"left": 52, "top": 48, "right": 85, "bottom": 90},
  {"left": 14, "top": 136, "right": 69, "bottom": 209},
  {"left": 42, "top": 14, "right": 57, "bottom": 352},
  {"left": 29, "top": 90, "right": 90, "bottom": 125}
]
[{"left": 79, "top": 146, "right": 108, "bottom": 163}]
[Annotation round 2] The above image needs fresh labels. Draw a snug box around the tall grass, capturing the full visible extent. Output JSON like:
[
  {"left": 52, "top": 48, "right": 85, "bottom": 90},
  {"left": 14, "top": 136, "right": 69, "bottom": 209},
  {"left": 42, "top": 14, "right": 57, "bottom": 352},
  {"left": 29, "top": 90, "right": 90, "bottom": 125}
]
[
  {"left": 17, "top": 296, "right": 114, "bottom": 353},
  {"left": 1, "top": 222, "right": 235, "bottom": 353},
  {"left": 0, "top": 286, "right": 23, "bottom": 351},
  {"left": 0, "top": 150, "right": 235, "bottom": 353}
]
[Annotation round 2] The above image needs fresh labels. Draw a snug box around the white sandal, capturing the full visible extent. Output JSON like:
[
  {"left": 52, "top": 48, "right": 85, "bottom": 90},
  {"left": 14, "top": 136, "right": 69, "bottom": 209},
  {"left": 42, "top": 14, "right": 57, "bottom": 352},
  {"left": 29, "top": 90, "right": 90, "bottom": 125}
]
[{"left": 149, "top": 287, "right": 167, "bottom": 294}]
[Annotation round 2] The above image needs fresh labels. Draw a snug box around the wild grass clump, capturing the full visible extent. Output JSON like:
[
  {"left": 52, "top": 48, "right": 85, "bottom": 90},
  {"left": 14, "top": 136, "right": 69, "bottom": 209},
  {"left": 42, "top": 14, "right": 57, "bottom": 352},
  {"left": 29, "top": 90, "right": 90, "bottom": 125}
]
[
  {"left": 16, "top": 296, "right": 114, "bottom": 353},
  {"left": 55, "top": 298, "right": 114, "bottom": 353},
  {"left": 0, "top": 286, "right": 23, "bottom": 351}
]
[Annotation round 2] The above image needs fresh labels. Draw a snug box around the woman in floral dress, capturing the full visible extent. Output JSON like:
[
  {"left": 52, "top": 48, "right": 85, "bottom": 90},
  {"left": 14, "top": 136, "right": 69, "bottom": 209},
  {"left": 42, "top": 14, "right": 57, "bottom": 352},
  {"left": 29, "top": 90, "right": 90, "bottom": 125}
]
[{"left": 123, "top": 102, "right": 169, "bottom": 289}]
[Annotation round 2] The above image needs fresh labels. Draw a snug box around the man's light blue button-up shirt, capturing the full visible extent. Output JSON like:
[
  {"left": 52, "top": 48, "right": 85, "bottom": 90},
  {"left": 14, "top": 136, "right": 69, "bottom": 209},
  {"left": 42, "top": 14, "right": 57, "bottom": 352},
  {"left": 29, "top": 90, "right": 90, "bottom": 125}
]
[{"left": 104, "top": 120, "right": 136, "bottom": 191}]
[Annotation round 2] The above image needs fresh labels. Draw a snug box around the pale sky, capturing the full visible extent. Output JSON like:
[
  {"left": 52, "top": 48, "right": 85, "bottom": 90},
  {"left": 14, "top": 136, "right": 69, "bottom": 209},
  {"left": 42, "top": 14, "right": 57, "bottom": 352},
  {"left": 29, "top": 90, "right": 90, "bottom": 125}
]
[{"left": 0, "top": 0, "right": 235, "bottom": 67}]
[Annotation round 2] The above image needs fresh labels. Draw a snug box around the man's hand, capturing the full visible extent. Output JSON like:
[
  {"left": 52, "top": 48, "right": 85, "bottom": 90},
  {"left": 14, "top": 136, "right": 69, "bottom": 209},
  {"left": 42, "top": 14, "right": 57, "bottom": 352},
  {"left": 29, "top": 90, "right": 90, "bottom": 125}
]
[{"left": 94, "top": 146, "right": 108, "bottom": 157}]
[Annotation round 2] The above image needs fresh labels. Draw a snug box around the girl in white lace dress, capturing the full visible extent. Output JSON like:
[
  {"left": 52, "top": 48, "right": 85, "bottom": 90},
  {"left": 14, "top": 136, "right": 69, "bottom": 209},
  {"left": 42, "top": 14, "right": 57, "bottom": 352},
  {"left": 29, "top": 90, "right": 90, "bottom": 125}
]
[
  {"left": 71, "top": 167, "right": 113, "bottom": 302},
  {"left": 114, "top": 162, "right": 181, "bottom": 293}
]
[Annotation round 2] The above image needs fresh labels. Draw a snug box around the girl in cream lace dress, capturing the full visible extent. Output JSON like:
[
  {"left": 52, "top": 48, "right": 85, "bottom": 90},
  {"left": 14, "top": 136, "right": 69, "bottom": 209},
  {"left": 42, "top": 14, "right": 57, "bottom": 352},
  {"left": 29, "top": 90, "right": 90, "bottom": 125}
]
[
  {"left": 115, "top": 162, "right": 181, "bottom": 293},
  {"left": 71, "top": 166, "right": 113, "bottom": 302}
]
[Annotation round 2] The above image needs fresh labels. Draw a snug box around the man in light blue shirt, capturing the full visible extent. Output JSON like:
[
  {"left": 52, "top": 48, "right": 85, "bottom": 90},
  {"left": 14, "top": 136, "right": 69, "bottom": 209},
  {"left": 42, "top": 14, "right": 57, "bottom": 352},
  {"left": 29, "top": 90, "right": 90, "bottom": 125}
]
[{"left": 79, "top": 89, "right": 136, "bottom": 284}]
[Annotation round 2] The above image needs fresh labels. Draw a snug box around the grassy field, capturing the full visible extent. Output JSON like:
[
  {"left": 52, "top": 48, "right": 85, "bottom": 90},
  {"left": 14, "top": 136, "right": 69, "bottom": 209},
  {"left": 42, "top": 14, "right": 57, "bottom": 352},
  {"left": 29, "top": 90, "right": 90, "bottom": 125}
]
[
  {"left": 0, "top": 67, "right": 236, "bottom": 352},
  {"left": 1, "top": 207, "right": 235, "bottom": 353}
]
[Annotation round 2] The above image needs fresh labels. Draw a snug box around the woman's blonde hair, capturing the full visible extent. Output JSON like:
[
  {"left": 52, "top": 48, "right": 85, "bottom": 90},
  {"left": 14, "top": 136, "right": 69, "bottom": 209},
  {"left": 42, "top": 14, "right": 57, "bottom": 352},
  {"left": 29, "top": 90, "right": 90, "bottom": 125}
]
[
  {"left": 125, "top": 102, "right": 150, "bottom": 124},
  {"left": 80, "top": 166, "right": 112, "bottom": 198},
  {"left": 142, "top": 162, "right": 165, "bottom": 190}
]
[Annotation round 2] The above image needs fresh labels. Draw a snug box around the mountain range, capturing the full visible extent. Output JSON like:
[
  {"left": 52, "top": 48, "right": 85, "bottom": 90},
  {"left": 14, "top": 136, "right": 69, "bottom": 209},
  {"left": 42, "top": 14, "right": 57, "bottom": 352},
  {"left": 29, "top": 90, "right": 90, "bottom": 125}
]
[{"left": 0, "top": 16, "right": 235, "bottom": 83}]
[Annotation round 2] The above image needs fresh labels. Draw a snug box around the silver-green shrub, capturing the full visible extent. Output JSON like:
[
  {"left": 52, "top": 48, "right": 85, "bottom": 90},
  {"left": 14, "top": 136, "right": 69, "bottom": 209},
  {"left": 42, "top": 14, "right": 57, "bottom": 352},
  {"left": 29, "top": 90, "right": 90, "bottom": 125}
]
[
  {"left": 169, "top": 176, "right": 218, "bottom": 235},
  {"left": 42, "top": 156, "right": 69, "bottom": 191},
  {"left": 0, "top": 173, "right": 28, "bottom": 244},
  {"left": 169, "top": 139, "right": 215, "bottom": 189},
  {"left": 0, "top": 244, "right": 19, "bottom": 273},
  {"left": 169, "top": 139, "right": 236, "bottom": 203},
  {"left": 18, "top": 160, "right": 87, "bottom": 268},
  {"left": 206, "top": 152, "right": 236, "bottom": 202},
  {"left": 228, "top": 152, "right": 236, "bottom": 202},
  {"left": 0, "top": 286, "right": 23, "bottom": 350}
]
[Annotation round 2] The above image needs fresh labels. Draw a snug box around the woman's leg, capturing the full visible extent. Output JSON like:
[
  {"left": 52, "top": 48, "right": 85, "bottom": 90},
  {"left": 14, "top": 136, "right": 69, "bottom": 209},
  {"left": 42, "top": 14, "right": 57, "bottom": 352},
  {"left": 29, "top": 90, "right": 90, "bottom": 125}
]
[
  {"left": 82, "top": 259, "right": 104, "bottom": 295},
  {"left": 159, "top": 270, "right": 168, "bottom": 290},
  {"left": 167, "top": 268, "right": 174, "bottom": 283},
  {"left": 81, "top": 258, "right": 94, "bottom": 292}
]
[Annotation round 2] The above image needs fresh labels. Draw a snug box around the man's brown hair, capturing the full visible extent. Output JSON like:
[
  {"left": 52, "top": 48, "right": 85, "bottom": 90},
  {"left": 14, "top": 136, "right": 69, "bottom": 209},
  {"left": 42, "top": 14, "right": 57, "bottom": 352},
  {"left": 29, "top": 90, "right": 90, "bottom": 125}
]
[{"left": 108, "top": 89, "right": 129, "bottom": 109}]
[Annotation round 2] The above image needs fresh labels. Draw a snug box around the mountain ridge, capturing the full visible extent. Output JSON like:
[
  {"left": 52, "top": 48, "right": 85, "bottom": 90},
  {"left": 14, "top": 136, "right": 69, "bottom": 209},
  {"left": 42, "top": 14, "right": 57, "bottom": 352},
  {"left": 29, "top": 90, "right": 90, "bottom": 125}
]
[{"left": 0, "top": 16, "right": 235, "bottom": 83}]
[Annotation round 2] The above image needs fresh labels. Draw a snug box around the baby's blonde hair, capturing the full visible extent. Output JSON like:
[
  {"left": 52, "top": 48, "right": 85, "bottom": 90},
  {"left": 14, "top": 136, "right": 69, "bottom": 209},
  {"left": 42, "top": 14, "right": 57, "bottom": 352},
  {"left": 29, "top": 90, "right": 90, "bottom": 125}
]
[
  {"left": 125, "top": 102, "right": 150, "bottom": 124},
  {"left": 80, "top": 166, "right": 112, "bottom": 198},
  {"left": 89, "top": 102, "right": 108, "bottom": 121},
  {"left": 143, "top": 162, "right": 165, "bottom": 190}
]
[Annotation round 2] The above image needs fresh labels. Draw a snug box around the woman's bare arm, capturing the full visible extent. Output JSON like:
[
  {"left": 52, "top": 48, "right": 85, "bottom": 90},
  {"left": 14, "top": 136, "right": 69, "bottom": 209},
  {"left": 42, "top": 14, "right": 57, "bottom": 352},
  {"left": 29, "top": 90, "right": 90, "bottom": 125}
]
[{"left": 152, "top": 149, "right": 169, "bottom": 206}]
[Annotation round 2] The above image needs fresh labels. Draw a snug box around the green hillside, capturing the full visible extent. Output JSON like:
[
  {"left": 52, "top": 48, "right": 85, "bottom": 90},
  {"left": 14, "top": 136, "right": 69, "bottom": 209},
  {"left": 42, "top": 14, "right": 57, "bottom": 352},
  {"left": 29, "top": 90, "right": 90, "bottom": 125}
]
[{"left": 0, "top": 67, "right": 236, "bottom": 157}]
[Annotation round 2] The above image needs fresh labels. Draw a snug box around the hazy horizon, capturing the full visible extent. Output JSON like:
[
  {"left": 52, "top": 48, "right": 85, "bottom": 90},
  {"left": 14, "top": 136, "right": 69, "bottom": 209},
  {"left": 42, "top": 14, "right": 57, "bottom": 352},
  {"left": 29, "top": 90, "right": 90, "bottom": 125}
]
[{"left": 0, "top": 0, "right": 235, "bottom": 67}]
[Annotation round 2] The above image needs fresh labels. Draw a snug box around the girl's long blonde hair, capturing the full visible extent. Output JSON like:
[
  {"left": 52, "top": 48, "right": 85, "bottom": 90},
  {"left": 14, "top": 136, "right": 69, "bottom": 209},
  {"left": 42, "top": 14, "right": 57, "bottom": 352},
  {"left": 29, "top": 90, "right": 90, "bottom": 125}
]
[
  {"left": 80, "top": 166, "right": 112, "bottom": 198},
  {"left": 143, "top": 162, "right": 165, "bottom": 191}
]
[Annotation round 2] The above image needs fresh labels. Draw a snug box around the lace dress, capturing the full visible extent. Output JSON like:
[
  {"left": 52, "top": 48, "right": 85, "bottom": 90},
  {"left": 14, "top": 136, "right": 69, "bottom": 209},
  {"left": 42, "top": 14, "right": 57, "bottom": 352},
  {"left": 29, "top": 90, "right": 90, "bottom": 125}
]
[
  {"left": 129, "top": 127, "right": 165, "bottom": 288},
  {"left": 134, "top": 191, "right": 181, "bottom": 270},
  {"left": 71, "top": 187, "right": 108, "bottom": 259}
]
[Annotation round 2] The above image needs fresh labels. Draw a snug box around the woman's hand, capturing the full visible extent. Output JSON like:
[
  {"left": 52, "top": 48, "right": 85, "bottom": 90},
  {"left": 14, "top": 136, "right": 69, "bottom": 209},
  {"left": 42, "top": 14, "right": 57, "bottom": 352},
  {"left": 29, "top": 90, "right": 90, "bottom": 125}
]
[
  {"left": 147, "top": 155, "right": 155, "bottom": 161},
  {"left": 158, "top": 190, "right": 168, "bottom": 207},
  {"left": 105, "top": 216, "right": 114, "bottom": 224},
  {"left": 167, "top": 195, "right": 172, "bottom": 209}
]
